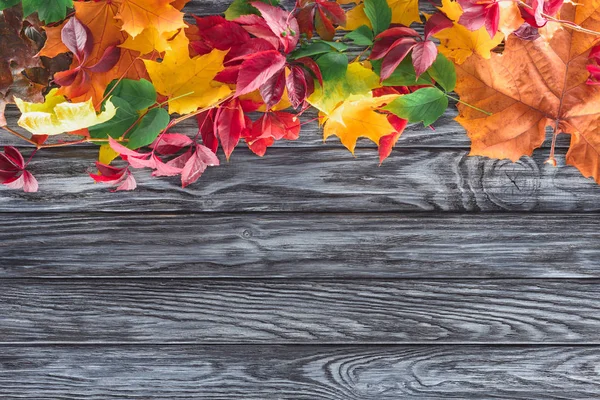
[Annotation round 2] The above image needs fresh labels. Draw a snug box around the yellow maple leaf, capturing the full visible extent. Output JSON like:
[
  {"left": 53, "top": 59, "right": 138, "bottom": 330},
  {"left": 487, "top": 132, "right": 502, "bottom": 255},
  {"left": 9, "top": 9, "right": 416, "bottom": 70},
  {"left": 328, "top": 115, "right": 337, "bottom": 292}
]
[
  {"left": 433, "top": 0, "right": 503, "bottom": 64},
  {"left": 323, "top": 93, "right": 399, "bottom": 153},
  {"left": 341, "top": 0, "right": 420, "bottom": 30},
  {"left": 115, "top": 0, "right": 187, "bottom": 38},
  {"left": 308, "top": 62, "right": 380, "bottom": 115},
  {"left": 121, "top": 27, "right": 175, "bottom": 55},
  {"left": 143, "top": 33, "right": 232, "bottom": 115},
  {"left": 15, "top": 89, "right": 116, "bottom": 136}
]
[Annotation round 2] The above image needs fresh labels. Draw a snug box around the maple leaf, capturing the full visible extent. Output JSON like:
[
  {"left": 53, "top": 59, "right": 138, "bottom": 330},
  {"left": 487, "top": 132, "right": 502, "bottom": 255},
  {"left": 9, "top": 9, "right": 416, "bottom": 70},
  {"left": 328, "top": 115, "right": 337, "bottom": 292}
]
[
  {"left": 454, "top": 0, "right": 600, "bottom": 183},
  {"left": 15, "top": 88, "right": 116, "bottom": 135},
  {"left": 308, "top": 61, "right": 380, "bottom": 114},
  {"left": 120, "top": 27, "right": 174, "bottom": 55},
  {"left": 433, "top": 0, "right": 504, "bottom": 64},
  {"left": 143, "top": 32, "right": 232, "bottom": 115},
  {"left": 322, "top": 93, "right": 401, "bottom": 154},
  {"left": 0, "top": 4, "right": 44, "bottom": 126},
  {"left": 114, "top": 0, "right": 186, "bottom": 38},
  {"left": 40, "top": 0, "right": 149, "bottom": 104}
]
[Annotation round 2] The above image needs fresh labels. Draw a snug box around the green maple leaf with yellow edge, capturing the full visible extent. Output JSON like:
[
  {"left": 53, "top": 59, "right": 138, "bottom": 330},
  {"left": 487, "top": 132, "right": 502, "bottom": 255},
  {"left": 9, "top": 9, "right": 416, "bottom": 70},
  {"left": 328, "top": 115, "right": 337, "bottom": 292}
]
[
  {"left": 308, "top": 62, "right": 380, "bottom": 115},
  {"left": 323, "top": 93, "right": 400, "bottom": 153},
  {"left": 143, "top": 33, "right": 232, "bottom": 115},
  {"left": 340, "top": 0, "right": 420, "bottom": 30},
  {"left": 15, "top": 89, "right": 116, "bottom": 136}
]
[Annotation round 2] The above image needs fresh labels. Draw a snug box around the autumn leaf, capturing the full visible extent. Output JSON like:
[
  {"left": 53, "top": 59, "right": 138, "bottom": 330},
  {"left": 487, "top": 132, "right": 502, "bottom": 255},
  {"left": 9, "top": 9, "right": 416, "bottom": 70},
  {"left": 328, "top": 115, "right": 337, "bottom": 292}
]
[
  {"left": 15, "top": 88, "right": 117, "bottom": 135},
  {"left": 41, "top": 0, "right": 149, "bottom": 104},
  {"left": 308, "top": 61, "right": 380, "bottom": 114},
  {"left": 0, "top": 4, "right": 44, "bottom": 126},
  {"left": 454, "top": 0, "right": 600, "bottom": 182},
  {"left": 120, "top": 27, "right": 174, "bottom": 55},
  {"left": 22, "top": 0, "right": 73, "bottom": 23},
  {"left": 342, "top": 0, "right": 419, "bottom": 31},
  {"left": 144, "top": 32, "right": 232, "bottom": 115},
  {"left": 322, "top": 93, "right": 400, "bottom": 153},
  {"left": 433, "top": 0, "right": 503, "bottom": 64},
  {"left": 114, "top": 0, "right": 186, "bottom": 38}
]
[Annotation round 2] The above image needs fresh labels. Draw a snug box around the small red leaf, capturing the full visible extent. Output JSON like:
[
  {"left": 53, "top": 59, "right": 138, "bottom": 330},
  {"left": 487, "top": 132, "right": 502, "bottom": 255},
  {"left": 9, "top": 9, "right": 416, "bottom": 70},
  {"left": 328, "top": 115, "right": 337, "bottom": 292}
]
[
  {"left": 251, "top": 2, "right": 300, "bottom": 53},
  {"left": 215, "top": 99, "right": 245, "bottom": 160},
  {"left": 3, "top": 146, "right": 24, "bottom": 169},
  {"left": 458, "top": 0, "right": 500, "bottom": 37},
  {"left": 411, "top": 40, "right": 438, "bottom": 77},
  {"left": 61, "top": 17, "right": 93, "bottom": 63},
  {"left": 378, "top": 115, "right": 407, "bottom": 164},
  {"left": 114, "top": 172, "right": 137, "bottom": 191},
  {"left": 380, "top": 38, "right": 418, "bottom": 81},
  {"left": 181, "top": 145, "right": 220, "bottom": 188},
  {"left": 286, "top": 65, "right": 308, "bottom": 109},
  {"left": 87, "top": 45, "right": 121, "bottom": 73},
  {"left": 259, "top": 69, "right": 286, "bottom": 109},
  {"left": 236, "top": 50, "right": 287, "bottom": 96},
  {"left": 21, "top": 171, "right": 38, "bottom": 193},
  {"left": 424, "top": 12, "right": 453, "bottom": 40},
  {"left": 108, "top": 137, "right": 149, "bottom": 159},
  {"left": 151, "top": 133, "right": 193, "bottom": 155}
]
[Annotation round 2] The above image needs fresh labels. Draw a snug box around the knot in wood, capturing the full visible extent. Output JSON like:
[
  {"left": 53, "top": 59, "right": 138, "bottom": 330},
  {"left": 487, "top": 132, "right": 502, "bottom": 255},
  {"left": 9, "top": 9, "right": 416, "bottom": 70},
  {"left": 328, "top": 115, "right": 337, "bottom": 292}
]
[{"left": 482, "top": 157, "right": 540, "bottom": 210}]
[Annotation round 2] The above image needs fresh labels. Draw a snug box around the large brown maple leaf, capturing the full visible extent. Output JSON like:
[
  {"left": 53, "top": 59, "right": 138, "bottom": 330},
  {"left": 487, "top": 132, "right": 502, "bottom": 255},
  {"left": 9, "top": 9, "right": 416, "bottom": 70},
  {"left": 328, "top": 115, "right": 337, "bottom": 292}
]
[{"left": 454, "top": 0, "right": 600, "bottom": 182}]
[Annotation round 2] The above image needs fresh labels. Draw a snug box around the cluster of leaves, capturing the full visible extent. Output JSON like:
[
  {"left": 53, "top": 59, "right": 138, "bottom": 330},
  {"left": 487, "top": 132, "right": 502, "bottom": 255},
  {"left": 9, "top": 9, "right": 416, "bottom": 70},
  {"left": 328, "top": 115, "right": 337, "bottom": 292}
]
[{"left": 2, "top": 0, "right": 600, "bottom": 192}]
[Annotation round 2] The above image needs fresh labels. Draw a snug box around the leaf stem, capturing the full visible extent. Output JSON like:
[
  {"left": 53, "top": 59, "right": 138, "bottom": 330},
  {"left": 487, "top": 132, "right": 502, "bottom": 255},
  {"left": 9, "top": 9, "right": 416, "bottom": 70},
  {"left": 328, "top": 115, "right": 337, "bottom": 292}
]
[
  {"left": 169, "top": 94, "right": 235, "bottom": 128},
  {"left": 444, "top": 93, "right": 492, "bottom": 116},
  {"left": 1, "top": 125, "right": 38, "bottom": 146}
]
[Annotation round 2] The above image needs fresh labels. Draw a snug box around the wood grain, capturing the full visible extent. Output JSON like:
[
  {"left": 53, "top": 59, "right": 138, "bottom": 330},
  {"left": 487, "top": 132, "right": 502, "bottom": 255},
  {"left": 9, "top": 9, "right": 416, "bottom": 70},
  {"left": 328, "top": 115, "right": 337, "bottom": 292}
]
[
  {"left": 0, "top": 147, "right": 597, "bottom": 212},
  {"left": 1, "top": 279, "right": 599, "bottom": 343},
  {"left": 0, "top": 345, "right": 598, "bottom": 399},
  {"left": 1, "top": 212, "right": 599, "bottom": 278}
]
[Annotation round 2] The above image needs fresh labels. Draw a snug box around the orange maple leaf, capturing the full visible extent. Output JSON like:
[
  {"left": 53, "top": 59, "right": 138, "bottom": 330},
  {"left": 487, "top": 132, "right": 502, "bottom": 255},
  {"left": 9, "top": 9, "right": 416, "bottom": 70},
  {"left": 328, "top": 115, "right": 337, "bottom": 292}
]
[
  {"left": 41, "top": 1, "right": 149, "bottom": 104},
  {"left": 114, "top": 0, "right": 187, "bottom": 38},
  {"left": 454, "top": 0, "right": 600, "bottom": 183}
]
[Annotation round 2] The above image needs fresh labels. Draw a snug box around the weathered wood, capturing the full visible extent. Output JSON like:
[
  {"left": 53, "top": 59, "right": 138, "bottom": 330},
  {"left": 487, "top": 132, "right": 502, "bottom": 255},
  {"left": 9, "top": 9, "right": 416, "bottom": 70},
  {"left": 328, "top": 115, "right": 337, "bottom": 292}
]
[
  {"left": 1, "top": 212, "right": 599, "bottom": 278},
  {"left": 1, "top": 279, "right": 599, "bottom": 343},
  {"left": 0, "top": 345, "right": 598, "bottom": 399},
  {"left": 0, "top": 147, "right": 596, "bottom": 212}
]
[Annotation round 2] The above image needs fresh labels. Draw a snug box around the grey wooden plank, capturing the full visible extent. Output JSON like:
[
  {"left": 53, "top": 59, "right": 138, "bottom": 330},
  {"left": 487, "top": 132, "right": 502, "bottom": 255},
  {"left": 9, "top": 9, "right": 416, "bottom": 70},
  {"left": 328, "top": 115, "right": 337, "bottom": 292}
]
[
  {"left": 0, "top": 147, "right": 597, "bottom": 212},
  {"left": 1, "top": 212, "right": 599, "bottom": 278},
  {"left": 0, "top": 345, "right": 598, "bottom": 399},
  {"left": 1, "top": 279, "right": 599, "bottom": 343}
]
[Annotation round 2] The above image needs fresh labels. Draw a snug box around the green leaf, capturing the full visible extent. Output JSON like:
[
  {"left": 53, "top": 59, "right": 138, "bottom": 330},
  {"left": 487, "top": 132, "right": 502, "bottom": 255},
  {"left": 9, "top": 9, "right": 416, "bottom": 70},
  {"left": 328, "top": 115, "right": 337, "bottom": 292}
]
[
  {"left": 0, "top": 0, "right": 21, "bottom": 11},
  {"left": 289, "top": 42, "right": 337, "bottom": 59},
  {"left": 384, "top": 87, "right": 448, "bottom": 126},
  {"left": 127, "top": 107, "right": 170, "bottom": 149},
  {"left": 105, "top": 79, "right": 157, "bottom": 111},
  {"left": 224, "top": 0, "right": 279, "bottom": 20},
  {"left": 88, "top": 97, "right": 139, "bottom": 140},
  {"left": 22, "top": 0, "right": 73, "bottom": 23},
  {"left": 344, "top": 25, "right": 374, "bottom": 46},
  {"left": 371, "top": 57, "right": 433, "bottom": 86},
  {"left": 364, "top": 0, "right": 391, "bottom": 35},
  {"left": 316, "top": 52, "right": 348, "bottom": 81},
  {"left": 427, "top": 53, "right": 456, "bottom": 92},
  {"left": 313, "top": 39, "right": 348, "bottom": 52}
]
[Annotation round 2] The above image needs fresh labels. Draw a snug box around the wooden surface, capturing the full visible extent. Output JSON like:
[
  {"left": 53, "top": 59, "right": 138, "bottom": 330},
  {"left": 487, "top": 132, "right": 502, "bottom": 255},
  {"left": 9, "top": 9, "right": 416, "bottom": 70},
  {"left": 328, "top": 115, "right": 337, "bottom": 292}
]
[{"left": 1, "top": 1, "right": 600, "bottom": 398}]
